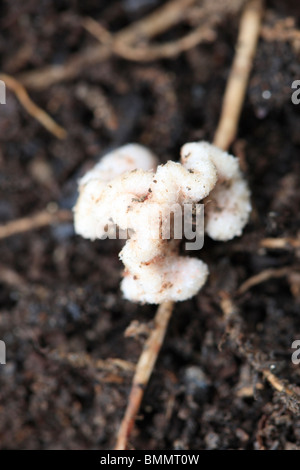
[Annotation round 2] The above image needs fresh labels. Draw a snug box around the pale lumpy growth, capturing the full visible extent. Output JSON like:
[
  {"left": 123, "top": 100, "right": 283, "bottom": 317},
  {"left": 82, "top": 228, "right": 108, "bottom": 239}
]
[
  {"left": 121, "top": 253, "right": 209, "bottom": 304},
  {"left": 200, "top": 143, "right": 252, "bottom": 241},
  {"left": 74, "top": 144, "right": 158, "bottom": 240},
  {"left": 73, "top": 179, "right": 108, "bottom": 240},
  {"left": 73, "top": 141, "right": 251, "bottom": 304},
  {"left": 151, "top": 159, "right": 217, "bottom": 205},
  {"left": 80, "top": 143, "right": 158, "bottom": 185},
  {"left": 180, "top": 142, "right": 218, "bottom": 201}
]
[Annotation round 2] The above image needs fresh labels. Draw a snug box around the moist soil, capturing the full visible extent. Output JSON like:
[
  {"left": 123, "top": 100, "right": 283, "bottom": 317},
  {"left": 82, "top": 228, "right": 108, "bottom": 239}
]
[{"left": 0, "top": 0, "right": 300, "bottom": 450}]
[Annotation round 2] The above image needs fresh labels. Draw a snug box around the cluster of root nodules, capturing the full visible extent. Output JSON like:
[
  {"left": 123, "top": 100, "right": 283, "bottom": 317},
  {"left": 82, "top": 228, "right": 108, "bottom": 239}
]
[{"left": 74, "top": 142, "right": 251, "bottom": 304}]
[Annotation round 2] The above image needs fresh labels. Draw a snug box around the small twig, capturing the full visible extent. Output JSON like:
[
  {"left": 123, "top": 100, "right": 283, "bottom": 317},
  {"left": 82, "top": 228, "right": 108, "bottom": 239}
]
[
  {"left": 261, "top": 368, "right": 298, "bottom": 398},
  {"left": 115, "top": 0, "right": 264, "bottom": 450},
  {"left": 41, "top": 350, "right": 136, "bottom": 384},
  {"left": 219, "top": 292, "right": 300, "bottom": 410},
  {"left": 0, "top": 208, "right": 72, "bottom": 240},
  {"left": 0, "top": 73, "right": 67, "bottom": 139},
  {"left": 124, "top": 320, "right": 154, "bottom": 340},
  {"left": 261, "top": 16, "right": 300, "bottom": 43},
  {"left": 84, "top": 17, "right": 216, "bottom": 62},
  {"left": 18, "top": 0, "right": 197, "bottom": 90},
  {"left": 262, "top": 25, "right": 300, "bottom": 42},
  {"left": 213, "top": 0, "right": 264, "bottom": 150},
  {"left": 49, "top": 350, "right": 136, "bottom": 373},
  {"left": 237, "top": 266, "right": 292, "bottom": 295},
  {"left": 75, "top": 82, "right": 118, "bottom": 131},
  {"left": 0, "top": 264, "right": 26, "bottom": 288},
  {"left": 115, "top": 0, "right": 197, "bottom": 45},
  {"left": 115, "top": 300, "right": 174, "bottom": 450},
  {"left": 260, "top": 237, "right": 300, "bottom": 250}
]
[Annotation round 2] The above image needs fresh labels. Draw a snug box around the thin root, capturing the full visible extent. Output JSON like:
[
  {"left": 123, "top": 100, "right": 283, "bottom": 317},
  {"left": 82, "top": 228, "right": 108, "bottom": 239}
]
[
  {"left": 49, "top": 350, "right": 136, "bottom": 373},
  {"left": 237, "top": 266, "right": 292, "bottom": 295},
  {"left": 115, "top": 300, "right": 174, "bottom": 450},
  {"left": 0, "top": 73, "right": 67, "bottom": 139},
  {"left": 0, "top": 209, "right": 72, "bottom": 240},
  {"left": 213, "top": 0, "right": 264, "bottom": 150},
  {"left": 83, "top": 17, "right": 216, "bottom": 62},
  {"left": 18, "top": 0, "right": 197, "bottom": 90},
  {"left": 260, "top": 237, "right": 300, "bottom": 250}
]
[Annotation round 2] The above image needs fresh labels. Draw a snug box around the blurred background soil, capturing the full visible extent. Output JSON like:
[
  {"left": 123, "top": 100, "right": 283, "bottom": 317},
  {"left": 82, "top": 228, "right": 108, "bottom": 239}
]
[{"left": 0, "top": 0, "right": 299, "bottom": 449}]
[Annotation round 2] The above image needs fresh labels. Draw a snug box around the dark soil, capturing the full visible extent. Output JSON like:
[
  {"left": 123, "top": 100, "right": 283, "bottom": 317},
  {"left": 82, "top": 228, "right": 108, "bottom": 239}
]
[{"left": 0, "top": 0, "right": 300, "bottom": 450}]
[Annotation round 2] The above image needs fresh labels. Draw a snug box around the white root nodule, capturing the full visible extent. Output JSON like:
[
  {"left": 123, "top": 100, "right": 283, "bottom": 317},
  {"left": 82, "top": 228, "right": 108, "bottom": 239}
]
[{"left": 74, "top": 142, "right": 251, "bottom": 304}]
